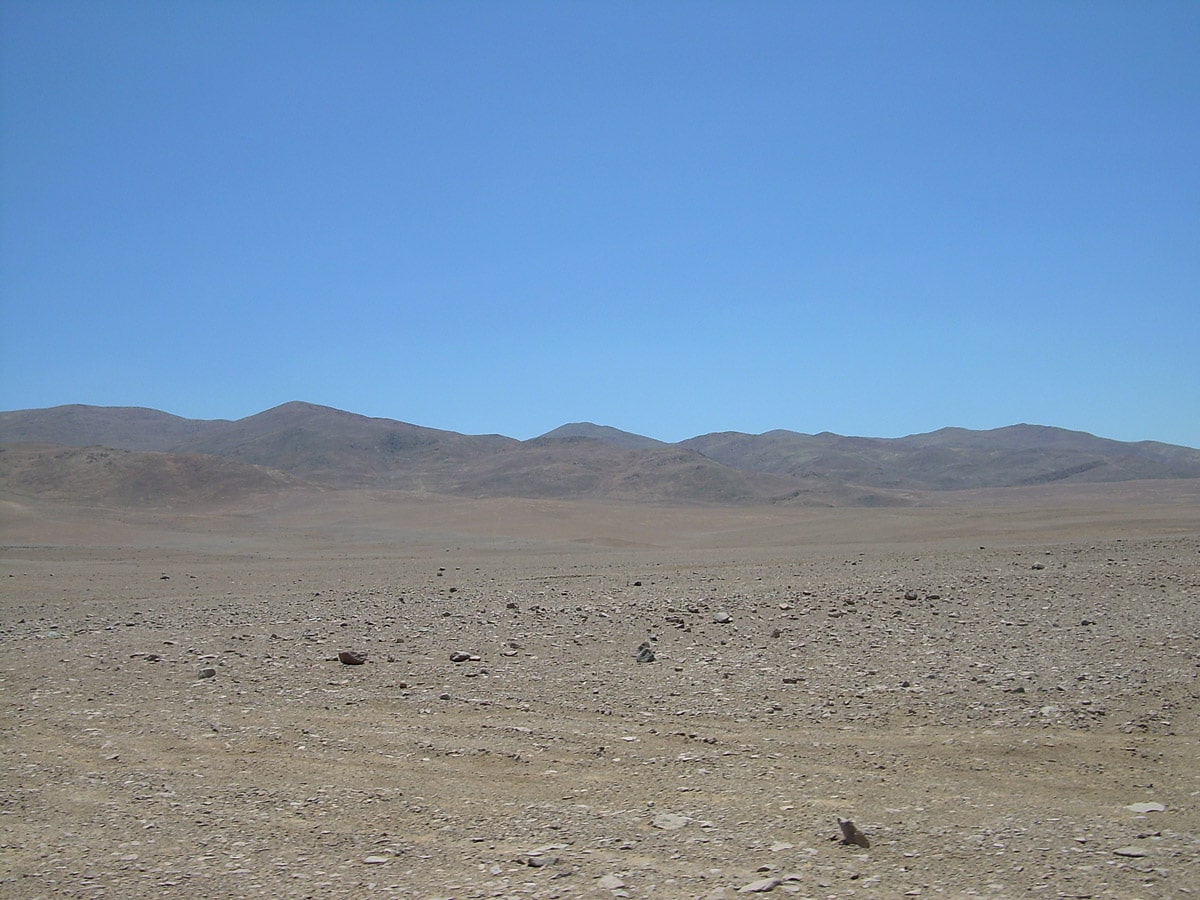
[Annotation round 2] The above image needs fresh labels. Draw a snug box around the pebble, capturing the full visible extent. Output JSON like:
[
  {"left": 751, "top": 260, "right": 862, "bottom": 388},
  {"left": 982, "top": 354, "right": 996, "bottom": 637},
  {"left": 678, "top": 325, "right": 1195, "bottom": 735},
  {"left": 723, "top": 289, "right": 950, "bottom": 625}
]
[
  {"left": 337, "top": 650, "right": 367, "bottom": 665},
  {"left": 737, "top": 877, "right": 781, "bottom": 893},
  {"left": 197, "top": 667, "right": 217, "bottom": 679},
  {"left": 363, "top": 855, "right": 389, "bottom": 865},
  {"left": 652, "top": 812, "right": 690, "bottom": 830},
  {"left": 713, "top": 612, "right": 733, "bottom": 624},
  {"left": 1113, "top": 846, "right": 1148, "bottom": 857},
  {"left": 597, "top": 874, "right": 626, "bottom": 890},
  {"left": 1125, "top": 801, "right": 1166, "bottom": 813}
]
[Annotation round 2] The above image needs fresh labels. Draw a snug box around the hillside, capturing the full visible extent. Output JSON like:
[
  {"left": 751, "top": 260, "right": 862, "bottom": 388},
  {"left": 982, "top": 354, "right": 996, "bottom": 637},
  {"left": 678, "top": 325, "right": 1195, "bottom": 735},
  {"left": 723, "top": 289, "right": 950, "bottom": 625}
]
[
  {"left": 680, "top": 425, "right": 1200, "bottom": 490},
  {"left": 3, "top": 402, "right": 1199, "bottom": 505},
  {"left": 0, "top": 443, "right": 304, "bottom": 507}
]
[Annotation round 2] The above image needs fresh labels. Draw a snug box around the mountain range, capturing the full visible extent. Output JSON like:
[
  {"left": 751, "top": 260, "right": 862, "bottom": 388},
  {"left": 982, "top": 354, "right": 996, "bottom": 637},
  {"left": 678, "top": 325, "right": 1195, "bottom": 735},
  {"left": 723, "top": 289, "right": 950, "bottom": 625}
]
[{"left": 3, "top": 401, "right": 1199, "bottom": 507}]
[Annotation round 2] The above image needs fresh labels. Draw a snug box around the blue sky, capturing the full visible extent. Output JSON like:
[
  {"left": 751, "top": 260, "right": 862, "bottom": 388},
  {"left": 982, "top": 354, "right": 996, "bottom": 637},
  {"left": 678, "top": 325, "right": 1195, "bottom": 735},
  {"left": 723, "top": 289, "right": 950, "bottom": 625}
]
[{"left": 2, "top": 2, "right": 1197, "bottom": 446}]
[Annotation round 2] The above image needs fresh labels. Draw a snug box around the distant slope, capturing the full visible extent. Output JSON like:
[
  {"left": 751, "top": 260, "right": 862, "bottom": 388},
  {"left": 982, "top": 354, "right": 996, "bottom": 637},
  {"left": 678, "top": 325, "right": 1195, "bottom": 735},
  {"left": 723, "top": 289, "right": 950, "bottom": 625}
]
[
  {"left": 537, "top": 422, "right": 667, "bottom": 450},
  {"left": 178, "top": 401, "right": 518, "bottom": 488},
  {"left": 0, "top": 443, "right": 304, "bottom": 507},
  {"left": 3, "top": 403, "right": 1198, "bottom": 501},
  {"left": 682, "top": 424, "right": 1200, "bottom": 490},
  {"left": 0, "top": 404, "right": 223, "bottom": 451},
  {"left": 445, "top": 438, "right": 894, "bottom": 505},
  {"left": 1, "top": 401, "right": 520, "bottom": 489}
]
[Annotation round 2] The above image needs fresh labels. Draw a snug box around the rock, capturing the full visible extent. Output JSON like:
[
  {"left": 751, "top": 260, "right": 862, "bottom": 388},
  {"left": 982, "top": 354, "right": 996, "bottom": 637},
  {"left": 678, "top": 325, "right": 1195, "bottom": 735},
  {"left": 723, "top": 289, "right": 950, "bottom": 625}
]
[
  {"left": 652, "top": 812, "right": 690, "bottom": 830},
  {"left": 837, "top": 817, "right": 870, "bottom": 848},
  {"left": 338, "top": 650, "right": 367, "bottom": 665},
  {"left": 597, "top": 874, "right": 626, "bottom": 890},
  {"left": 526, "top": 854, "right": 557, "bottom": 867},
  {"left": 636, "top": 640, "right": 656, "bottom": 663},
  {"left": 1113, "top": 845, "right": 1148, "bottom": 857},
  {"left": 449, "top": 651, "right": 472, "bottom": 663},
  {"left": 363, "top": 855, "right": 389, "bottom": 864},
  {"left": 738, "top": 877, "right": 782, "bottom": 893},
  {"left": 904, "top": 591, "right": 919, "bottom": 602},
  {"left": 197, "top": 667, "right": 217, "bottom": 679},
  {"left": 713, "top": 612, "right": 733, "bottom": 624},
  {"left": 1125, "top": 801, "right": 1166, "bottom": 813}
]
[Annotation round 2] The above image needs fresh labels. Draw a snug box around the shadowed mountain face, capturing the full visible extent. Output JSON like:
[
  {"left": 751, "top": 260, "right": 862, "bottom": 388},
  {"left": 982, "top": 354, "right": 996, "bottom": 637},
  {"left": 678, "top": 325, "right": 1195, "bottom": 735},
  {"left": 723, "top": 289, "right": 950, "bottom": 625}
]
[
  {"left": 680, "top": 426, "right": 1200, "bottom": 490},
  {"left": 0, "top": 443, "right": 304, "bottom": 506},
  {"left": 2, "top": 402, "right": 1198, "bottom": 506}
]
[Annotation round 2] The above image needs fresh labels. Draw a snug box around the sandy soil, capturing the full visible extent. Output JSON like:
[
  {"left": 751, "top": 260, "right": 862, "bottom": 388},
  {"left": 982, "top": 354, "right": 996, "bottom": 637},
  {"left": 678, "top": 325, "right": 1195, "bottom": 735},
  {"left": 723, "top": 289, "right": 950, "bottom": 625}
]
[{"left": 2, "top": 485, "right": 1198, "bottom": 898}]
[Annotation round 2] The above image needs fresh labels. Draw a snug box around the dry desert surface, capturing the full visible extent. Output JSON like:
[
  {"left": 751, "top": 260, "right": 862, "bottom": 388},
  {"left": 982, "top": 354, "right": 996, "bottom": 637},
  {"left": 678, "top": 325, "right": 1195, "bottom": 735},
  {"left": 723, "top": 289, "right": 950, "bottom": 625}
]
[{"left": 2, "top": 481, "right": 1199, "bottom": 898}]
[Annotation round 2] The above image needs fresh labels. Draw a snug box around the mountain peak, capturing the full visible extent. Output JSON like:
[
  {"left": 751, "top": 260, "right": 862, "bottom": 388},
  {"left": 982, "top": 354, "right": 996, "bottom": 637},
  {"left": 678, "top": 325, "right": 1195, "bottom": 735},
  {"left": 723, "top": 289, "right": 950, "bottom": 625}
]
[{"left": 537, "top": 422, "right": 666, "bottom": 450}]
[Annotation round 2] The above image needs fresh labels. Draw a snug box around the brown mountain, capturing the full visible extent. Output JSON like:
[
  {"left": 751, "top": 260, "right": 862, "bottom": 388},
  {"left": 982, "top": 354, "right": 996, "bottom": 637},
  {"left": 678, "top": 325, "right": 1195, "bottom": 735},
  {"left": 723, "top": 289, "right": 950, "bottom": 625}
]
[
  {"left": 176, "top": 401, "right": 519, "bottom": 489},
  {"left": 2, "top": 402, "right": 1197, "bottom": 504},
  {"left": 0, "top": 443, "right": 304, "bottom": 507},
  {"left": 537, "top": 422, "right": 667, "bottom": 450},
  {"left": 680, "top": 425, "right": 1200, "bottom": 490},
  {"left": 0, "top": 404, "right": 223, "bottom": 451}
]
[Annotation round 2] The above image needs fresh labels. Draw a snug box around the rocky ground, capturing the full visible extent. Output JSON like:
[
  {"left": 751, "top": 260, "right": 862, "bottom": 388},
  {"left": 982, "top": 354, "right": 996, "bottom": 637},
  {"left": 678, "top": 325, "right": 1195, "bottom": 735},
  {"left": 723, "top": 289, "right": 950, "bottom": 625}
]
[{"left": 1, "top": 493, "right": 1198, "bottom": 898}]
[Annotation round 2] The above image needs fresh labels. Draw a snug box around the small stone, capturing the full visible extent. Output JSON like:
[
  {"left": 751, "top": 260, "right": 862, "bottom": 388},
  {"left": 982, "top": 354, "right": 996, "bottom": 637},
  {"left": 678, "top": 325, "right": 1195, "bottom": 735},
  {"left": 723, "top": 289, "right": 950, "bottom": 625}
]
[
  {"left": 197, "top": 668, "right": 217, "bottom": 679},
  {"left": 1113, "top": 846, "right": 1148, "bottom": 857},
  {"left": 904, "top": 591, "right": 918, "bottom": 602},
  {"left": 1125, "top": 801, "right": 1166, "bottom": 814},
  {"left": 652, "top": 812, "right": 690, "bottom": 830},
  {"left": 713, "top": 612, "right": 733, "bottom": 624},
  {"left": 837, "top": 817, "right": 870, "bottom": 848},
  {"left": 636, "top": 641, "right": 656, "bottom": 663},
  {"left": 338, "top": 650, "right": 367, "bottom": 665},
  {"left": 363, "top": 855, "right": 389, "bottom": 864},
  {"left": 597, "top": 874, "right": 626, "bottom": 890},
  {"left": 738, "top": 877, "right": 782, "bottom": 893},
  {"left": 449, "top": 651, "right": 472, "bottom": 663},
  {"left": 526, "top": 854, "right": 557, "bottom": 867}
]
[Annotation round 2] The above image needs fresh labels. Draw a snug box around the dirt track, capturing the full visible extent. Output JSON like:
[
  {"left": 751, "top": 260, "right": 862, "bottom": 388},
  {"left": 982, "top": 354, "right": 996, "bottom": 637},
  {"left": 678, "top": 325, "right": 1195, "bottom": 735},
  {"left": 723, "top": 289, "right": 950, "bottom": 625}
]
[{"left": 2, "top": 487, "right": 1198, "bottom": 898}]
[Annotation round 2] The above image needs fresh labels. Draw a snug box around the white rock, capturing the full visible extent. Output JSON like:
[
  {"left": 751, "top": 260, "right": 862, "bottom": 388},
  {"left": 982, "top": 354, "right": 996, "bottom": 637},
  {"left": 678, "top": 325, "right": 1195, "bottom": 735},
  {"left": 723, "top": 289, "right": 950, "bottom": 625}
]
[
  {"left": 1124, "top": 801, "right": 1165, "bottom": 813},
  {"left": 1113, "top": 846, "right": 1148, "bottom": 858},
  {"left": 652, "top": 812, "right": 690, "bottom": 830}
]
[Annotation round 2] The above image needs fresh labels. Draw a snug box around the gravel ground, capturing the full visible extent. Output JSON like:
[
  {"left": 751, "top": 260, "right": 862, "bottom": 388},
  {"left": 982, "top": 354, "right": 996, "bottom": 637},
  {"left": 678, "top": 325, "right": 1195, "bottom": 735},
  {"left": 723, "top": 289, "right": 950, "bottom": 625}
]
[{"left": 2, "top": 499, "right": 1198, "bottom": 898}]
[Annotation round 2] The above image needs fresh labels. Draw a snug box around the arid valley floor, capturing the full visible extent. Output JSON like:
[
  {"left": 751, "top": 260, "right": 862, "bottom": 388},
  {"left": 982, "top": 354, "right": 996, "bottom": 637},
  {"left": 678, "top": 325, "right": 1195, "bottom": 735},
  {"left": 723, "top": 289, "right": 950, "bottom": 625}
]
[{"left": 2, "top": 482, "right": 1198, "bottom": 898}]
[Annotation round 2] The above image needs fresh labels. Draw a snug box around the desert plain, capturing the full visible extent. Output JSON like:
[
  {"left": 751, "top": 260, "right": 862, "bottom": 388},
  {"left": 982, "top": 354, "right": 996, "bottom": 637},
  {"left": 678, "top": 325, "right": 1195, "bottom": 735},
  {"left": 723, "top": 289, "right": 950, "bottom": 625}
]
[{"left": 2, "top": 481, "right": 1199, "bottom": 898}]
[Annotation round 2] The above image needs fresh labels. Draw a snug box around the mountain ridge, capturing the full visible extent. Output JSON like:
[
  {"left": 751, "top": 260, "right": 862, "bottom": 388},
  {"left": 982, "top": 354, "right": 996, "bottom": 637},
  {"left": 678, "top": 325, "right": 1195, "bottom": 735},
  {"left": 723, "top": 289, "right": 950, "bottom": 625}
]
[{"left": 3, "top": 402, "right": 1199, "bottom": 505}]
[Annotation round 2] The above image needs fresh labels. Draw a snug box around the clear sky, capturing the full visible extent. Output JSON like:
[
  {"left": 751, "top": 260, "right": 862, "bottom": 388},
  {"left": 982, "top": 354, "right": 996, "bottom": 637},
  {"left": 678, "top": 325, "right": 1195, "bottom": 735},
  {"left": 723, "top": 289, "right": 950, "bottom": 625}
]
[{"left": 2, "top": 2, "right": 1197, "bottom": 447}]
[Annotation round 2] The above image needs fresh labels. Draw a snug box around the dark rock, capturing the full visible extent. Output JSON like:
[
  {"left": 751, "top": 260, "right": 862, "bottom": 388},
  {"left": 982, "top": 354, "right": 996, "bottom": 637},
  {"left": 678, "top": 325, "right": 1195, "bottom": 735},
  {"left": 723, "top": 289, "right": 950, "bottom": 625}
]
[
  {"left": 837, "top": 817, "right": 870, "bottom": 848},
  {"left": 198, "top": 667, "right": 217, "bottom": 679},
  {"left": 338, "top": 650, "right": 367, "bottom": 665},
  {"left": 450, "top": 651, "right": 472, "bottom": 663}
]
